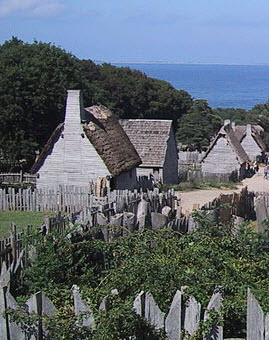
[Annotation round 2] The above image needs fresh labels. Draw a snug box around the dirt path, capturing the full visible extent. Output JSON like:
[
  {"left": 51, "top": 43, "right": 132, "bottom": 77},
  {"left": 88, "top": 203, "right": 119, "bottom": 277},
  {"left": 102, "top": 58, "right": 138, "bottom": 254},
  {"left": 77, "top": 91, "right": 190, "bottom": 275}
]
[{"left": 178, "top": 168, "right": 269, "bottom": 214}]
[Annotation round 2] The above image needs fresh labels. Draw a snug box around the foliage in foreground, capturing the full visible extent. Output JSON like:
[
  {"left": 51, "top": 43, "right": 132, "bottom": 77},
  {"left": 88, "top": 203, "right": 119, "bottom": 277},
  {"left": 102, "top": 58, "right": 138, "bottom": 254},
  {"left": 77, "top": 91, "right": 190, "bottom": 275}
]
[{"left": 10, "top": 214, "right": 269, "bottom": 339}]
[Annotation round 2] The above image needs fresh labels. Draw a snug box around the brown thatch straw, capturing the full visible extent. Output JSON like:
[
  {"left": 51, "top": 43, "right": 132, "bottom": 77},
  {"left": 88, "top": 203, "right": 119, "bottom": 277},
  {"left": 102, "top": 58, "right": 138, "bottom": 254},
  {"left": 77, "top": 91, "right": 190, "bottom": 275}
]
[{"left": 84, "top": 106, "right": 141, "bottom": 176}]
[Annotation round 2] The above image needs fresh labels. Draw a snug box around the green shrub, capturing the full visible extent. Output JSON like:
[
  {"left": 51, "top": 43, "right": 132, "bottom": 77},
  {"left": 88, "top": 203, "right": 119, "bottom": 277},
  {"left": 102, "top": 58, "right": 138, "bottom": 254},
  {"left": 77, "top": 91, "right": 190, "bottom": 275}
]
[{"left": 11, "top": 216, "right": 269, "bottom": 338}]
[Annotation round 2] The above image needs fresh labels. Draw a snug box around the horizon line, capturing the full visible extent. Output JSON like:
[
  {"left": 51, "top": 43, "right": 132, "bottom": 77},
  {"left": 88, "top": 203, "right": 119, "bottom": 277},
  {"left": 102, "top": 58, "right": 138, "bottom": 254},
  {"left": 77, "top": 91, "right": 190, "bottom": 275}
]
[{"left": 94, "top": 60, "right": 269, "bottom": 66}]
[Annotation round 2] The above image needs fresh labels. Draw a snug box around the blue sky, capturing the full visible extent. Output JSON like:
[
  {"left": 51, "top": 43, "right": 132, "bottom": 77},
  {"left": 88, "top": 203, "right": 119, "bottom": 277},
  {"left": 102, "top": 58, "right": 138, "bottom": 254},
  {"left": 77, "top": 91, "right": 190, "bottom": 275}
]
[{"left": 0, "top": 0, "right": 269, "bottom": 63}]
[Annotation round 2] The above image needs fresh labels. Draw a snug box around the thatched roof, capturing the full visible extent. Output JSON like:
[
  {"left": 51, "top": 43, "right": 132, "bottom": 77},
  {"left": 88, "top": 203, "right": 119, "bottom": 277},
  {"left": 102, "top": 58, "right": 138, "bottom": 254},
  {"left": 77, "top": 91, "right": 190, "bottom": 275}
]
[
  {"left": 233, "top": 125, "right": 266, "bottom": 151},
  {"left": 201, "top": 124, "right": 249, "bottom": 164},
  {"left": 32, "top": 105, "right": 141, "bottom": 176},
  {"left": 119, "top": 119, "right": 174, "bottom": 168},
  {"left": 83, "top": 106, "right": 141, "bottom": 176},
  {"left": 31, "top": 123, "right": 64, "bottom": 173}
]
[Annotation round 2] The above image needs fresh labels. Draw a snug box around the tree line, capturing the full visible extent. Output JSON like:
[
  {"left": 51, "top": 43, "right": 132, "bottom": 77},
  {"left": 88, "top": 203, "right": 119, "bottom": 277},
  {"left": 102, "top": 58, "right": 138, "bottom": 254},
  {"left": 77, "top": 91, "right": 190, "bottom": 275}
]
[{"left": 0, "top": 37, "right": 268, "bottom": 170}]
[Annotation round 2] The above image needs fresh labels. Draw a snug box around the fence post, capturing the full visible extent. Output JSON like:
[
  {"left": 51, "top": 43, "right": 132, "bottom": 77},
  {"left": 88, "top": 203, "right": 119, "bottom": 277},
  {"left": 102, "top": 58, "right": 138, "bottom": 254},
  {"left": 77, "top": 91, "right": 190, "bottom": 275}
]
[
  {"left": 247, "top": 288, "right": 264, "bottom": 340},
  {"left": 184, "top": 296, "right": 201, "bottom": 337},
  {"left": 43, "top": 217, "right": 51, "bottom": 234},
  {"left": 203, "top": 291, "right": 223, "bottom": 340},
  {"left": 10, "top": 223, "right": 17, "bottom": 270},
  {"left": 165, "top": 290, "right": 182, "bottom": 340},
  {"left": 0, "top": 286, "right": 9, "bottom": 339},
  {"left": 19, "top": 171, "right": 23, "bottom": 183}
]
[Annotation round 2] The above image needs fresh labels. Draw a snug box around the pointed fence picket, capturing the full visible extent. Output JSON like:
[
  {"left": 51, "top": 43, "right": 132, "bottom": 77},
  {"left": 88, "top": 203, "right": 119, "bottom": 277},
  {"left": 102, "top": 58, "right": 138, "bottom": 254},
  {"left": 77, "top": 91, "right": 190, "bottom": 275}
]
[
  {"left": 0, "top": 285, "right": 224, "bottom": 340},
  {"left": 0, "top": 186, "right": 177, "bottom": 213},
  {"left": 0, "top": 188, "right": 179, "bottom": 275},
  {"left": 0, "top": 281, "right": 267, "bottom": 340},
  {"left": 247, "top": 288, "right": 269, "bottom": 340}
]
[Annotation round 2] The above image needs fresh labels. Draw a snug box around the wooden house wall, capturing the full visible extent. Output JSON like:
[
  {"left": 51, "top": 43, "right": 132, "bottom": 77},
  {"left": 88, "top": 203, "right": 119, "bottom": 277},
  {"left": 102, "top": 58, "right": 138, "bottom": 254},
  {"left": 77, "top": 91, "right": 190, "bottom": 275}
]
[
  {"left": 115, "top": 168, "right": 138, "bottom": 190},
  {"left": 201, "top": 137, "right": 241, "bottom": 174},
  {"left": 241, "top": 134, "right": 262, "bottom": 161},
  {"left": 37, "top": 91, "right": 111, "bottom": 188},
  {"left": 163, "top": 129, "right": 179, "bottom": 184},
  {"left": 137, "top": 167, "right": 154, "bottom": 178},
  {"left": 137, "top": 167, "right": 162, "bottom": 182}
]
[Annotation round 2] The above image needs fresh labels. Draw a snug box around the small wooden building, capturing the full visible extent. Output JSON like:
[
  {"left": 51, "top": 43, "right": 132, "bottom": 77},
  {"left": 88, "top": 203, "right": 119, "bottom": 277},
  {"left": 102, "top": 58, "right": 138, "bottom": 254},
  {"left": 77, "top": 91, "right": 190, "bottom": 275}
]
[
  {"left": 119, "top": 119, "right": 178, "bottom": 184},
  {"left": 233, "top": 123, "right": 266, "bottom": 161},
  {"left": 32, "top": 90, "right": 141, "bottom": 190},
  {"left": 201, "top": 122, "right": 249, "bottom": 180}
]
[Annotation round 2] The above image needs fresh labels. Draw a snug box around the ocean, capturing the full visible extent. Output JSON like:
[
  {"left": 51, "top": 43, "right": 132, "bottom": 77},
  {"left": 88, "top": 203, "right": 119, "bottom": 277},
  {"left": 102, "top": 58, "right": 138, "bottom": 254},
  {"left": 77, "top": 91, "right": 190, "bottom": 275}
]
[{"left": 112, "top": 63, "right": 269, "bottom": 110}]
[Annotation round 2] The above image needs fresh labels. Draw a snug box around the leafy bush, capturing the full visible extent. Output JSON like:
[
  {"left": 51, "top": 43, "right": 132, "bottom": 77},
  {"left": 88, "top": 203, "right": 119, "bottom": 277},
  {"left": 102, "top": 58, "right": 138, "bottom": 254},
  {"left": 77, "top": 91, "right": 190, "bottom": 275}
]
[{"left": 11, "top": 215, "right": 269, "bottom": 338}]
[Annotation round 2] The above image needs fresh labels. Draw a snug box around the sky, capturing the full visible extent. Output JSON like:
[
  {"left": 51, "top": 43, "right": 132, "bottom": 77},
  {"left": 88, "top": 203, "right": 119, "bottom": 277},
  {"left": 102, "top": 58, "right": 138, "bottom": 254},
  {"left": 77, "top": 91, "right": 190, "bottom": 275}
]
[{"left": 0, "top": 0, "right": 269, "bottom": 64}]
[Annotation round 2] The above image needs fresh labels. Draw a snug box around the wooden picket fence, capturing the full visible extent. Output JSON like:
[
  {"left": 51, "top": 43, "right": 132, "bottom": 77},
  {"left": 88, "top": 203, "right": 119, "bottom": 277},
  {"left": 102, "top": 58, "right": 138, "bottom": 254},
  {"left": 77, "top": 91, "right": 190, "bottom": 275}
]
[
  {"left": 0, "top": 282, "right": 266, "bottom": 340},
  {"left": 0, "top": 187, "right": 259, "bottom": 278},
  {"left": 0, "top": 281, "right": 223, "bottom": 340},
  {"left": 0, "top": 186, "right": 176, "bottom": 213},
  {"left": 0, "top": 188, "right": 178, "bottom": 274},
  {"left": 0, "top": 172, "right": 36, "bottom": 184},
  {"left": 0, "top": 214, "right": 68, "bottom": 274}
]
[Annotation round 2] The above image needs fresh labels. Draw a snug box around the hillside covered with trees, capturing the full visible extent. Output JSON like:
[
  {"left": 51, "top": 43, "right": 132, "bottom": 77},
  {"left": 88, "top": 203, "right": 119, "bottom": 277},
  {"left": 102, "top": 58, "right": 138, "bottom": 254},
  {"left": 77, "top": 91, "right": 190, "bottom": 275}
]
[
  {"left": 0, "top": 37, "right": 192, "bottom": 170},
  {"left": 0, "top": 37, "right": 269, "bottom": 169}
]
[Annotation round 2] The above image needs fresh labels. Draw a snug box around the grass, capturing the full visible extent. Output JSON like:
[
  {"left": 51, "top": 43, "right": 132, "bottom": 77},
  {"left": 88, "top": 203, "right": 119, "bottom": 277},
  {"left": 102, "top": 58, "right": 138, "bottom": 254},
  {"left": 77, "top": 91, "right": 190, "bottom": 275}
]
[
  {"left": 0, "top": 211, "right": 56, "bottom": 239},
  {"left": 162, "top": 179, "right": 241, "bottom": 192}
]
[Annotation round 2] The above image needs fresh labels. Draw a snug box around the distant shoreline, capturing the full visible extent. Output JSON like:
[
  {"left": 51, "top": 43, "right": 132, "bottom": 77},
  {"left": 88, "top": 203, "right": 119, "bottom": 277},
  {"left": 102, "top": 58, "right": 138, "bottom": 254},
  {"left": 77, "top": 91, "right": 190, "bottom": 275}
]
[{"left": 94, "top": 61, "right": 269, "bottom": 66}]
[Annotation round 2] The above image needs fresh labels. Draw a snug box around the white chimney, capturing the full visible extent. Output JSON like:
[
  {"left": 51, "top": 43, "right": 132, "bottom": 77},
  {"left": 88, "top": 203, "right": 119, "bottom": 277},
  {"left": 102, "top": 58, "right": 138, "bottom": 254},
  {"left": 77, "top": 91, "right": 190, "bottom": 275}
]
[
  {"left": 232, "top": 122, "right": 235, "bottom": 129},
  {"left": 64, "top": 90, "right": 84, "bottom": 135},
  {"left": 224, "top": 119, "right": 231, "bottom": 126},
  {"left": 246, "top": 124, "right": 252, "bottom": 136}
]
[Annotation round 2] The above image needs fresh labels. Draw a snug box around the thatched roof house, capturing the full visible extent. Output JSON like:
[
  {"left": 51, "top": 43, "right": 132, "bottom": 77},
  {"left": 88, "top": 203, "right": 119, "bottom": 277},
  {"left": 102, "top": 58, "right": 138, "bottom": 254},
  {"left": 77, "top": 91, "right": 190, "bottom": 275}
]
[
  {"left": 33, "top": 90, "right": 141, "bottom": 190},
  {"left": 120, "top": 119, "right": 178, "bottom": 184},
  {"left": 233, "top": 123, "right": 266, "bottom": 161},
  {"left": 201, "top": 122, "right": 249, "bottom": 180}
]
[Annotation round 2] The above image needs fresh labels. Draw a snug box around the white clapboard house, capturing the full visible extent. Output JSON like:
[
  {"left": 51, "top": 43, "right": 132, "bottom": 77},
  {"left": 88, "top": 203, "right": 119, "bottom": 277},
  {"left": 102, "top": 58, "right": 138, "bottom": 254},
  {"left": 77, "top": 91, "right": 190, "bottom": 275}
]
[
  {"left": 232, "top": 123, "right": 266, "bottom": 161},
  {"left": 201, "top": 121, "right": 249, "bottom": 180},
  {"left": 32, "top": 90, "right": 141, "bottom": 190}
]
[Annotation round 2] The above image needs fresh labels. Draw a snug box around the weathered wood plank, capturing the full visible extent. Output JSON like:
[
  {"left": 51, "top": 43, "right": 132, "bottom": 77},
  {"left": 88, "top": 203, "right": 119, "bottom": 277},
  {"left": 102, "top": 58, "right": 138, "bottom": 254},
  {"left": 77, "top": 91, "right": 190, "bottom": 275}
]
[
  {"left": 165, "top": 290, "right": 182, "bottom": 340},
  {"left": 247, "top": 288, "right": 264, "bottom": 340}
]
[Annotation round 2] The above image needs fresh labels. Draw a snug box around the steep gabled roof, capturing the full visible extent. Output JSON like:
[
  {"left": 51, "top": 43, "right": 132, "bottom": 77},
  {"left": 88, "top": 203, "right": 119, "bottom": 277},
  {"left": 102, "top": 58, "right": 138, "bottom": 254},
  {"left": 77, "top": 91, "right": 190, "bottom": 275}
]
[
  {"left": 32, "top": 98, "right": 141, "bottom": 176},
  {"left": 234, "top": 125, "right": 266, "bottom": 152},
  {"left": 119, "top": 119, "right": 174, "bottom": 168},
  {"left": 31, "top": 123, "right": 64, "bottom": 173},
  {"left": 83, "top": 106, "right": 141, "bottom": 176},
  {"left": 201, "top": 124, "right": 249, "bottom": 164}
]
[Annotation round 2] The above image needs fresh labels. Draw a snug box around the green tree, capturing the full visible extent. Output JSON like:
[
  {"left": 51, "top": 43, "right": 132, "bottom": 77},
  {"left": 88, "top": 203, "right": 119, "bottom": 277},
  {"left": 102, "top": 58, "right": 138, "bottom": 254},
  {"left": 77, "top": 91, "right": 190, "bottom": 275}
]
[
  {"left": 212, "top": 107, "right": 249, "bottom": 124},
  {"left": 177, "top": 99, "right": 222, "bottom": 150},
  {"left": 97, "top": 63, "right": 192, "bottom": 121},
  {"left": 0, "top": 38, "right": 193, "bottom": 169},
  {"left": 0, "top": 38, "right": 84, "bottom": 169}
]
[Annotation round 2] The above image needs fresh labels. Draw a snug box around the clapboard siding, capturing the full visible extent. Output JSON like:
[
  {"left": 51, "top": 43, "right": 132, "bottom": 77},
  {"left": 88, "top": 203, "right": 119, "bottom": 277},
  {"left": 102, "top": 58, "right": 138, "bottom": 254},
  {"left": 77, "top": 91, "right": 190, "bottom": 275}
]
[
  {"left": 163, "top": 129, "right": 179, "bottom": 184},
  {"left": 137, "top": 168, "right": 153, "bottom": 177},
  {"left": 36, "top": 91, "right": 138, "bottom": 190},
  {"left": 202, "top": 137, "right": 240, "bottom": 174},
  {"left": 37, "top": 91, "right": 111, "bottom": 188},
  {"left": 241, "top": 133, "right": 262, "bottom": 161}
]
